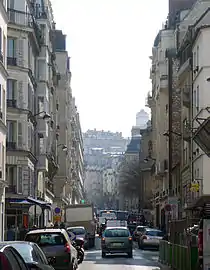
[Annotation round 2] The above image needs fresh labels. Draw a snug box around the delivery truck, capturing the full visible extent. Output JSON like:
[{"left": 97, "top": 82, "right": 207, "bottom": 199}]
[{"left": 64, "top": 204, "right": 96, "bottom": 248}]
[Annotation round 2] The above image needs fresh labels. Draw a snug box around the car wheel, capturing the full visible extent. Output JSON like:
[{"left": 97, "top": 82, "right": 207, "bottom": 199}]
[
  {"left": 102, "top": 252, "right": 106, "bottom": 258},
  {"left": 127, "top": 250, "right": 133, "bottom": 258}
]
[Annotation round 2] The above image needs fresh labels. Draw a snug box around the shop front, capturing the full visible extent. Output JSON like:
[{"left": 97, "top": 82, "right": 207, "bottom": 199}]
[{"left": 5, "top": 197, "right": 51, "bottom": 239}]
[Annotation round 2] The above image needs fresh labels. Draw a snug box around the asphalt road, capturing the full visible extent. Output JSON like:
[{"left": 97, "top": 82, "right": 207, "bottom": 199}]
[{"left": 79, "top": 237, "right": 161, "bottom": 270}]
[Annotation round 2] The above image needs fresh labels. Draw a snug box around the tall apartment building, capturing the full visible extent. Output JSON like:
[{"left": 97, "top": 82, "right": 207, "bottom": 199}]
[
  {"left": 5, "top": 0, "right": 58, "bottom": 230},
  {"left": 147, "top": 0, "right": 210, "bottom": 227},
  {"left": 0, "top": 0, "right": 7, "bottom": 241},
  {"left": 54, "top": 31, "right": 84, "bottom": 207}
]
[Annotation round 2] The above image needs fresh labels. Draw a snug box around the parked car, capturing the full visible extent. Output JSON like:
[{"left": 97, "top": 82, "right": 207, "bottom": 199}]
[
  {"left": 25, "top": 228, "right": 78, "bottom": 270},
  {"left": 66, "top": 226, "right": 88, "bottom": 248},
  {"left": 133, "top": 226, "right": 148, "bottom": 241},
  {"left": 138, "top": 228, "right": 164, "bottom": 249},
  {"left": 0, "top": 245, "right": 29, "bottom": 270},
  {"left": 0, "top": 241, "right": 55, "bottom": 270},
  {"left": 101, "top": 227, "right": 133, "bottom": 258}
]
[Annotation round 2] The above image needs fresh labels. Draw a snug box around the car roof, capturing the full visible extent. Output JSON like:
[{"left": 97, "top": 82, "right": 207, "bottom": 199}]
[
  {"left": 106, "top": 227, "right": 128, "bottom": 230},
  {"left": 27, "top": 228, "right": 65, "bottom": 234},
  {"left": 0, "top": 241, "right": 38, "bottom": 251},
  {"left": 67, "top": 226, "right": 85, "bottom": 229},
  {"left": 145, "top": 228, "right": 162, "bottom": 232}
]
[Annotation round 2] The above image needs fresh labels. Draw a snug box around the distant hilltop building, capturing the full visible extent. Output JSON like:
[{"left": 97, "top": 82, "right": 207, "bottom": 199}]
[
  {"left": 83, "top": 129, "right": 128, "bottom": 154},
  {"left": 136, "top": 109, "right": 149, "bottom": 129}
]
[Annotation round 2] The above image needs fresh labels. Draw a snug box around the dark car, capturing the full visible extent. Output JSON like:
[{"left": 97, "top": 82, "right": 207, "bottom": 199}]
[
  {"left": 25, "top": 228, "right": 78, "bottom": 270},
  {"left": 0, "top": 241, "right": 55, "bottom": 269},
  {"left": 0, "top": 245, "right": 29, "bottom": 270}
]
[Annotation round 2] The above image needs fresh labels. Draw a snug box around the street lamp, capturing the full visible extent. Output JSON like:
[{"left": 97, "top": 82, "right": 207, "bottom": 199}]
[
  {"left": 31, "top": 111, "right": 51, "bottom": 121},
  {"left": 57, "top": 144, "right": 68, "bottom": 152}
]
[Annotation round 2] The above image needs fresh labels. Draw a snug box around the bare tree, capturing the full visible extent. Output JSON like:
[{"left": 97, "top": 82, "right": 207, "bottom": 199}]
[{"left": 119, "top": 159, "right": 142, "bottom": 196}]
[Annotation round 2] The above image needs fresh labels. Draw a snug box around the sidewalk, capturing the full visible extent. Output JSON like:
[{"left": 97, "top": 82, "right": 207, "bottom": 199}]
[{"left": 159, "top": 264, "right": 171, "bottom": 270}]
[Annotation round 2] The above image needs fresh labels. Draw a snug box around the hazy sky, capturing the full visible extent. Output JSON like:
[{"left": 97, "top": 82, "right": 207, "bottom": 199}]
[{"left": 51, "top": 0, "right": 168, "bottom": 137}]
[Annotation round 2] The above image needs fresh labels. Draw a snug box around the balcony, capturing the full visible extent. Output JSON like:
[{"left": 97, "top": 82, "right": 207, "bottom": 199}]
[
  {"left": 7, "top": 57, "right": 17, "bottom": 66},
  {"left": 5, "top": 185, "right": 16, "bottom": 193},
  {"left": 6, "top": 141, "right": 16, "bottom": 150},
  {"left": 7, "top": 99, "right": 17, "bottom": 108},
  {"left": 8, "top": 9, "right": 43, "bottom": 46}
]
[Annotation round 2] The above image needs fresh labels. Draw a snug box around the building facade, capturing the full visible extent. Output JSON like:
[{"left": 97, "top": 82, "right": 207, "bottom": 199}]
[
  {"left": 0, "top": 0, "right": 7, "bottom": 241},
  {"left": 4, "top": 0, "right": 84, "bottom": 234},
  {"left": 147, "top": 0, "right": 210, "bottom": 227}
]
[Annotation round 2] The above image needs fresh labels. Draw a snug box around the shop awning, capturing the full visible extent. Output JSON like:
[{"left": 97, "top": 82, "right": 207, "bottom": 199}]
[
  {"left": 27, "top": 197, "right": 51, "bottom": 210},
  {"left": 7, "top": 198, "right": 32, "bottom": 205}
]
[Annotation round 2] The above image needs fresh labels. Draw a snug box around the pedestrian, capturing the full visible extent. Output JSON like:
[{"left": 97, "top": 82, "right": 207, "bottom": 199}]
[
  {"left": 7, "top": 225, "right": 15, "bottom": 241},
  {"left": 19, "top": 225, "right": 28, "bottom": 240},
  {"left": 54, "top": 221, "right": 59, "bottom": 228}
]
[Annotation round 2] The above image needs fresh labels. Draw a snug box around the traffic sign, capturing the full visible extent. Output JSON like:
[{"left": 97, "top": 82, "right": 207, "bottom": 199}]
[
  {"left": 68, "top": 231, "right": 76, "bottom": 241},
  {"left": 53, "top": 215, "right": 61, "bottom": 222},
  {"left": 54, "top": 207, "right": 61, "bottom": 214},
  {"left": 29, "top": 205, "right": 42, "bottom": 216}
]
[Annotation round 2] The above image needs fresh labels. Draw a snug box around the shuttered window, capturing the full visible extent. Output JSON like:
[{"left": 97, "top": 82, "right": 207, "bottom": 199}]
[
  {"left": 18, "top": 122, "right": 23, "bottom": 148},
  {"left": 17, "top": 166, "right": 23, "bottom": 194}
]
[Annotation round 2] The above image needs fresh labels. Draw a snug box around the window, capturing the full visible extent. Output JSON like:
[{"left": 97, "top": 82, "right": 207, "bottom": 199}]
[
  {"left": 7, "top": 79, "right": 16, "bottom": 99},
  {"left": 3, "top": 34, "right": 6, "bottom": 64},
  {"left": 25, "top": 233, "right": 66, "bottom": 246},
  {"left": 17, "top": 122, "right": 23, "bottom": 147},
  {"left": 39, "top": 136, "right": 45, "bottom": 154},
  {"left": 104, "top": 229, "right": 130, "bottom": 237},
  {"left": 67, "top": 227, "right": 86, "bottom": 235},
  {"left": 7, "top": 120, "right": 16, "bottom": 142},
  {"left": 7, "top": 38, "right": 16, "bottom": 58},
  {"left": 193, "top": 51, "right": 196, "bottom": 68},
  {"left": 6, "top": 166, "right": 16, "bottom": 186},
  {"left": 196, "top": 85, "right": 199, "bottom": 112},
  {"left": 17, "top": 167, "right": 22, "bottom": 194},
  {"left": 38, "top": 96, "right": 44, "bottom": 113},
  {"left": 145, "top": 230, "right": 164, "bottom": 237},
  {"left": 197, "top": 46, "right": 199, "bottom": 67}
]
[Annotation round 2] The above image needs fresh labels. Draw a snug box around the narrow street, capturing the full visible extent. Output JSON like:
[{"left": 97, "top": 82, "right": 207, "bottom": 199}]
[{"left": 80, "top": 237, "right": 160, "bottom": 270}]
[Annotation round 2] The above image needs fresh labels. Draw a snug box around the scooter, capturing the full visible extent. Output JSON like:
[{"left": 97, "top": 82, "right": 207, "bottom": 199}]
[{"left": 72, "top": 238, "right": 85, "bottom": 264}]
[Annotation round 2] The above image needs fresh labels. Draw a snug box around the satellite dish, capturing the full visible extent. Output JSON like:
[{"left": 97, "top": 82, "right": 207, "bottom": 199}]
[{"left": 29, "top": 205, "right": 42, "bottom": 216}]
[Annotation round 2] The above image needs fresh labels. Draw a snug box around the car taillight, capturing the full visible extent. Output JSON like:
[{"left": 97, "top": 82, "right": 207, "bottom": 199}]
[
  {"left": 101, "top": 237, "right": 105, "bottom": 243},
  {"left": 198, "top": 230, "right": 203, "bottom": 256},
  {"left": 65, "top": 243, "right": 71, "bottom": 253},
  {"left": 128, "top": 237, "right": 132, "bottom": 241}
]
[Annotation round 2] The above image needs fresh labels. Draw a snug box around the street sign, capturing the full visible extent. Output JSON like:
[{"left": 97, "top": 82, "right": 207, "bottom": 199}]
[
  {"left": 53, "top": 215, "right": 61, "bottom": 222},
  {"left": 68, "top": 231, "right": 76, "bottom": 241},
  {"left": 54, "top": 207, "right": 61, "bottom": 214}
]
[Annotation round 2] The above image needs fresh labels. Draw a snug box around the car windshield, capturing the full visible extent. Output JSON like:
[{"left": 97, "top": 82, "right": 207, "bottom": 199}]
[
  {"left": 68, "top": 228, "right": 86, "bottom": 235},
  {"left": 137, "top": 227, "right": 146, "bottom": 232},
  {"left": 104, "top": 229, "right": 129, "bottom": 237},
  {"left": 145, "top": 230, "right": 164, "bottom": 237},
  {"left": 25, "top": 233, "right": 66, "bottom": 246},
  {"left": 10, "top": 244, "right": 36, "bottom": 263}
]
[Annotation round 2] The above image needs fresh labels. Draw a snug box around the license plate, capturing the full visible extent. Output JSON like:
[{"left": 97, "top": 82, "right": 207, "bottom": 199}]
[{"left": 112, "top": 243, "right": 123, "bottom": 247}]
